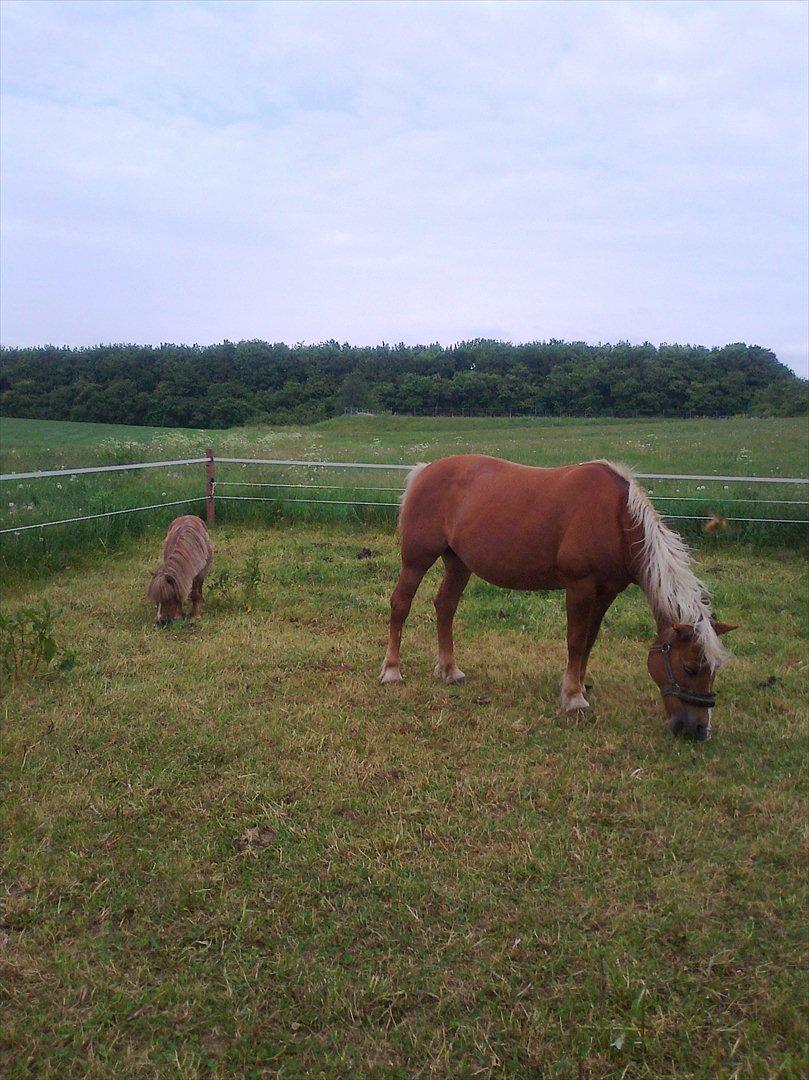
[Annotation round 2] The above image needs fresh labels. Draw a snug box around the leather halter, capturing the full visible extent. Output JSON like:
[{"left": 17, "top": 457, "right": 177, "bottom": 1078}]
[{"left": 649, "top": 640, "right": 716, "bottom": 709}]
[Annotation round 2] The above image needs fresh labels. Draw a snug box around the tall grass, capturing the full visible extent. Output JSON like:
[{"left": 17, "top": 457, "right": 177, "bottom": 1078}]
[{"left": 1, "top": 416, "right": 807, "bottom": 580}]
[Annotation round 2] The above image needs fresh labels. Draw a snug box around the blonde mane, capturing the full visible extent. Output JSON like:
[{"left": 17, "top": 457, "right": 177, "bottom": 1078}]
[
  {"left": 147, "top": 516, "right": 213, "bottom": 606},
  {"left": 596, "top": 460, "right": 730, "bottom": 670}
]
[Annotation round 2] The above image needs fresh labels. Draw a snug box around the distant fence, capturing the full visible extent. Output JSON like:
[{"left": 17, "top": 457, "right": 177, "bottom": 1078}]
[{"left": 1, "top": 452, "right": 808, "bottom": 536}]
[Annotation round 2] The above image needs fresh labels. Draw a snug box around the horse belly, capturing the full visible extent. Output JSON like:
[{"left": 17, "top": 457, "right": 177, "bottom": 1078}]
[{"left": 448, "top": 513, "right": 564, "bottom": 591}]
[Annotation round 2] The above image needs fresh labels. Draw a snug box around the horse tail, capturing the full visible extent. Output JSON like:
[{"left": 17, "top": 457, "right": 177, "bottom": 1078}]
[{"left": 398, "top": 462, "right": 429, "bottom": 528}]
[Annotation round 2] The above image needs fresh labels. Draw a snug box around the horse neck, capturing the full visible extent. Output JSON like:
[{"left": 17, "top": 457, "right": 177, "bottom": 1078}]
[{"left": 625, "top": 481, "right": 729, "bottom": 669}]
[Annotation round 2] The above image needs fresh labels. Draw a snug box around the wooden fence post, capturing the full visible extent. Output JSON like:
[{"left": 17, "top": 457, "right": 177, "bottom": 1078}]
[{"left": 205, "top": 449, "right": 215, "bottom": 527}]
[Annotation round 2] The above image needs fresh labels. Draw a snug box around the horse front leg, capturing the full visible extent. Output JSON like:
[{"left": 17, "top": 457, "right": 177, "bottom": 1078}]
[
  {"left": 561, "top": 580, "right": 598, "bottom": 711},
  {"left": 433, "top": 551, "right": 471, "bottom": 683},
  {"left": 579, "top": 590, "right": 618, "bottom": 694},
  {"left": 380, "top": 563, "right": 429, "bottom": 683}
]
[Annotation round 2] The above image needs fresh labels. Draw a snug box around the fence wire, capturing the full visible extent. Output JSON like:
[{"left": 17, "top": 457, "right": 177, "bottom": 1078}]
[
  {"left": 1, "top": 454, "right": 807, "bottom": 534},
  {"left": 0, "top": 497, "right": 205, "bottom": 535}
]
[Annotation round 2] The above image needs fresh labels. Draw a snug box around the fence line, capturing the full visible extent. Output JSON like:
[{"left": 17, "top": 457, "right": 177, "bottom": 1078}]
[
  {"left": 2, "top": 456, "right": 807, "bottom": 485},
  {"left": 0, "top": 497, "right": 206, "bottom": 535},
  {"left": 214, "top": 482, "right": 809, "bottom": 506},
  {"left": 0, "top": 457, "right": 206, "bottom": 483},
  {"left": 646, "top": 495, "right": 809, "bottom": 506},
  {"left": 216, "top": 481, "right": 407, "bottom": 492},
  {"left": 635, "top": 472, "right": 808, "bottom": 484},
  {"left": 216, "top": 495, "right": 401, "bottom": 509},
  {"left": 1, "top": 452, "right": 807, "bottom": 535},
  {"left": 214, "top": 494, "right": 806, "bottom": 524}
]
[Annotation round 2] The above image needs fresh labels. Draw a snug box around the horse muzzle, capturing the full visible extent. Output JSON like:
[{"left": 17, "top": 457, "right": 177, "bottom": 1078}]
[{"left": 668, "top": 710, "right": 712, "bottom": 741}]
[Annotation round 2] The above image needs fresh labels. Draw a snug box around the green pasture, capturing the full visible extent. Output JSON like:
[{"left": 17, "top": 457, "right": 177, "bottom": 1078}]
[
  {"left": 1, "top": 416, "right": 807, "bottom": 579},
  {"left": 2, "top": 413, "right": 808, "bottom": 475},
  {"left": 1, "top": 520, "right": 807, "bottom": 1077}
]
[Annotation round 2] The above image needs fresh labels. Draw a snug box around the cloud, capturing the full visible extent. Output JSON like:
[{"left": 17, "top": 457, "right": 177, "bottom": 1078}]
[{"left": 1, "top": 0, "right": 806, "bottom": 373}]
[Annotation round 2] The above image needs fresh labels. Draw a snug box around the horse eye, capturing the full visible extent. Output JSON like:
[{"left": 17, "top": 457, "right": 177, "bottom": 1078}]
[{"left": 684, "top": 665, "right": 699, "bottom": 677}]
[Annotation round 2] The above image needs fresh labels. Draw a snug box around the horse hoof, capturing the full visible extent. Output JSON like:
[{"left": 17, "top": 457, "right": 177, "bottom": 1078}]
[
  {"left": 380, "top": 666, "right": 404, "bottom": 684},
  {"left": 562, "top": 694, "right": 590, "bottom": 713},
  {"left": 434, "top": 664, "right": 466, "bottom": 684}
]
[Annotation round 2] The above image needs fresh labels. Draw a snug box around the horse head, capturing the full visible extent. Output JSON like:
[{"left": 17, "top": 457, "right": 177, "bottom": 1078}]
[
  {"left": 147, "top": 570, "right": 182, "bottom": 626},
  {"left": 648, "top": 619, "right": 737, "bottom": 740}
]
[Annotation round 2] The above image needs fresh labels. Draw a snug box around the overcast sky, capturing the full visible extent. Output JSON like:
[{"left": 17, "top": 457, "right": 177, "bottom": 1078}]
[{"left": 1, "top": 0, "right": 807, "bottom": 374}]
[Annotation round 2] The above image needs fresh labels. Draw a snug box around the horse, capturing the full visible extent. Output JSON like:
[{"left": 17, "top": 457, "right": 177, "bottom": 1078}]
[
  {"left": 148, "top": 515, "right": 213, "bottom": 626},
  {"left": 380, "top": 456, "right": 736, "bottom": 740}
]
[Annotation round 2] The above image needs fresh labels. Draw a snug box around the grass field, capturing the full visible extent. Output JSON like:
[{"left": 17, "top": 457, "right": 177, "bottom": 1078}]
[
  {"left": 2, "top": 415, "right": 808, "bottom": 580},
  {"left": 2, "top": 516, "right": 807, "bottom": 1076},
  {"left": 3, "top": 413, "right": 809, "bottom": 474}
]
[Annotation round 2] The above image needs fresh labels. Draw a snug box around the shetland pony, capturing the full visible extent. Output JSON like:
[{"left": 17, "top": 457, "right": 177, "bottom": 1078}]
[
  {"left": 148, "top": 515, "right": 213, "bottom": 626},
  {"left": 380, "top": 456, "right": 736, "bottom": 740}
]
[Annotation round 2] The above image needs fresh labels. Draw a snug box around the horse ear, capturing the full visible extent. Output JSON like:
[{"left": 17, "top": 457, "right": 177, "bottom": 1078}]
[
  {"left": 672, "top": 622, "right": 695, "bottom": 641},
  {"left": 711, "top": 620, "right": 738, "bottom": 635}
]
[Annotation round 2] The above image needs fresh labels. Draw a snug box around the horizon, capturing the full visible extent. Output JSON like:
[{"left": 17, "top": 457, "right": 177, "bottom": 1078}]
[{"left": 1, "top": 0, "right": 807, "bottom": 376}]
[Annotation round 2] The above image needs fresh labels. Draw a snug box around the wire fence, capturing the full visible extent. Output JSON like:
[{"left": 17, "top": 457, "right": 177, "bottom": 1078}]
[{"left": 1, "top": 454, "right": 807, "bottom": 537}]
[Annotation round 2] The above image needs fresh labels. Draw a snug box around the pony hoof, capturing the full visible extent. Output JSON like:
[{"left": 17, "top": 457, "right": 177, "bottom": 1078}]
[
  {"left": 380, "top": 665, "right": 404, "bottom": 684},
  {"left": 435, "top": 663, "right": 466, "bottom": 684}
]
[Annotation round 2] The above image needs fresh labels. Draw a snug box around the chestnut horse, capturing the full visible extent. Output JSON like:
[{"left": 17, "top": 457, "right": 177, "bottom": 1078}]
[
  {"left": 381, "top": 456, "right": 736, "bottom": 740},
  {"left": 148, "top": 515, "right": 213, "bottom": 626}
]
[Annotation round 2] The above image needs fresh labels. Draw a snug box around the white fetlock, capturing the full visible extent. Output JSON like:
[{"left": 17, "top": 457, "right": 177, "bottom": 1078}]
[
  {"left": 564, "top": 693, "right": 590, "bottom": 712},
  {"left": 560, "top": 679, "right": 590, "bottom": 712},
  {"left": 434, "top": 662, "right": 466, "bottom": 684},
  {"left": 380, "top": 663, "right": 404, "bottom": 684}
]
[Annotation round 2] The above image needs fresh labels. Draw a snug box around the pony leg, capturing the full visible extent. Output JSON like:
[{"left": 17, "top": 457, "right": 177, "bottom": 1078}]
[
  {"left": 561, "top": 580, "right": 598, "bottom": 711},
  {"left": 380, "top": 563, "right": 429, "bottom": 683},
  {"left": 190, "top": 574, "right": 204, "bottom": 618},
  {"left": 433, "top": 550, "right": 471, "bottom": 683}
]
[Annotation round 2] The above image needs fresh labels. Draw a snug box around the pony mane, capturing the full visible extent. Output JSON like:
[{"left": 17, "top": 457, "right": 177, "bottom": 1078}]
[
  {"left": 595, "top": 460, "right": 730, "bottom": 671},
  {"left": 147, "top": 570, "right": 181, "bottom": 606}
]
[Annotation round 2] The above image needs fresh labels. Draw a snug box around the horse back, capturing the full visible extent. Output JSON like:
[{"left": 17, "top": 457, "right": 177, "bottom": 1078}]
[{"left": 399, "top": 455, "right": 632, "bottom": 590}]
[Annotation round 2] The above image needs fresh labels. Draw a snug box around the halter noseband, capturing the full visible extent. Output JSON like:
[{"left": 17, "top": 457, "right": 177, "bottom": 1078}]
[{"left": 649, "top": 641, "right": 716, "bottom": 709}]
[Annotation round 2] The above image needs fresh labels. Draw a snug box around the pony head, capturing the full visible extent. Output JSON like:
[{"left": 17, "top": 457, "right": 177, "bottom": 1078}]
[
  {"left": 647, "top": 619, "right": 737, "bottom": 740},
  {"left": 148, "top": 570, "right": 182, "bottom": 626}
]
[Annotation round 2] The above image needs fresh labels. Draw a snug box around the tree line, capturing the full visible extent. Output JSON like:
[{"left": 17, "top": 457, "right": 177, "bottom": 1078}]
[{"left": 1, "top": 339, "right": 806, "bottom": 427}]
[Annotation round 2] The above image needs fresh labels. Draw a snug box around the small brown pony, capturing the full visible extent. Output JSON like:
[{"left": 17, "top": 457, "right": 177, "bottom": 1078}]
[
  {"left": 381, "top": 456, "right": 736, "bottom": 740},
  {"left": 148, "top": 515, "right": 213, "bottom": 626}
]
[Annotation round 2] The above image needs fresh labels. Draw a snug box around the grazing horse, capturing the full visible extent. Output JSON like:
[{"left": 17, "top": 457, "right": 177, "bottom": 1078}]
[
  {"left": 380, "top": 456, "right": 736, "bottom": 740},
  {"left": 148, "top": 515, "right": 213, "bottom": 626}
]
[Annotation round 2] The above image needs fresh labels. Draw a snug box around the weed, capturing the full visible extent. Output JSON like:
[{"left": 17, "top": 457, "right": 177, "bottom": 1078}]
[
  {"left": 207, "top": 544, "right": 265, "bottom": 611},
  {"left": 0, "top": 599, "right": 75, "bottom": 693}
]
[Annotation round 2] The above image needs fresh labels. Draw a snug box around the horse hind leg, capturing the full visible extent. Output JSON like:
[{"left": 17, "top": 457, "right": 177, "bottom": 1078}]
[
  {"left": 433, "top": 550, "right": 471, "bottom": 684},
  {"left": 380, "top": 562, "right": 431, "bottom": 683},
  {"left": 190, "top": 574, "right": 205, "bottom": 618}
]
